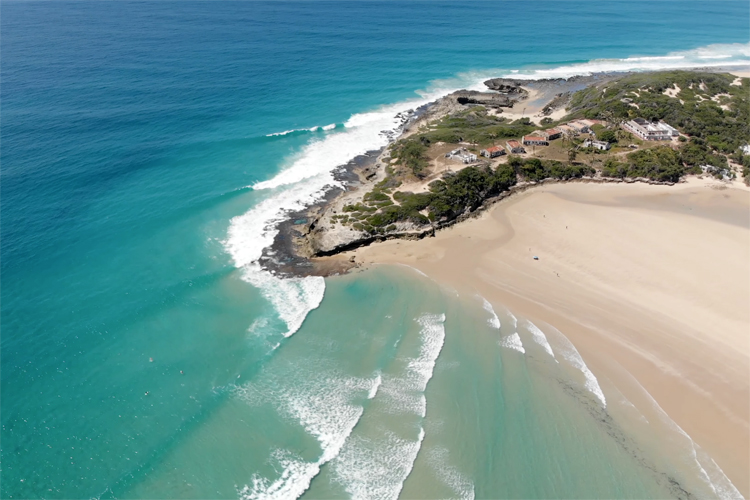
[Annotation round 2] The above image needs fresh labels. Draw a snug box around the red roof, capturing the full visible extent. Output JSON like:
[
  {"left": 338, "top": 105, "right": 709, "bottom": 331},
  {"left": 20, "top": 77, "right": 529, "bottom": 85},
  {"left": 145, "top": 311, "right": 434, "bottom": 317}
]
[
  {"left": 486, "top": 146, "right": 503, "bottom": 152},
  {"left": 545, "top": 128, "right": 561, "bottom": 135},
  {"left": 523, "top": 136, "right": 547, "bottom": 141},
  {"left": 507, "top": 140, "right": 521, "bottom": 147}
]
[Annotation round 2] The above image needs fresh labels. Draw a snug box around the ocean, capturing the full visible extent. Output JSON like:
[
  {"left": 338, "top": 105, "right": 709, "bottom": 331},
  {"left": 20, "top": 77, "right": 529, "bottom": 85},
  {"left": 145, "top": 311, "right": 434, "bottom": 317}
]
[{"left": 2, "top": 1, "right": 749, "bottom": 498}]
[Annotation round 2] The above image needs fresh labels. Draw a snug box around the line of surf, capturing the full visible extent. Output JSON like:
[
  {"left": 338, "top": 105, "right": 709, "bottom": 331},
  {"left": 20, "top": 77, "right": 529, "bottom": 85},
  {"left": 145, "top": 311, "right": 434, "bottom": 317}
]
[
  {"left": 265, "top": 123, "right": 338, "bottom": 137},
  {"left": 329, "top": 313, "right": 447, "bottom": 499},
  {"left": 236, "top": 370, "right": 383, "bottom": 500}
]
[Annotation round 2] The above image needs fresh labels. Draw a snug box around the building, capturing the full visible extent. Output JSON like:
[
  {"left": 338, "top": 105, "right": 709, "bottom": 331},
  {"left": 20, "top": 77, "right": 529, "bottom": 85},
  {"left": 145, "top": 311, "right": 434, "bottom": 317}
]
[
  {"left": 567, "top": 120, "right": 591, "bottom": 133},
  {"left": 506, "top": 140, "right": 526, "bottom": 154},
  {"left": 582, "top": 139, "right": 611, "bottom": 151},
  {"left": 522, "top": 135, "right": 549, "bottom": 147},
  {"left": 578, "top": 119, "right": 600, "bottom": 128},
  {"left": 543, "top": 128, "right": 562, "bottom": 140},
  {"left": 480, "top": 146, "right": 506, "bottom": 158},
  {"left": 556, "top": 124, "right": 576, "bottom": 136},
  {"left": 621, "top": 118, "right": 679, "bottom": 141},
  {"left": 445, "top": 148, "right": 477, "bottom": 164}
]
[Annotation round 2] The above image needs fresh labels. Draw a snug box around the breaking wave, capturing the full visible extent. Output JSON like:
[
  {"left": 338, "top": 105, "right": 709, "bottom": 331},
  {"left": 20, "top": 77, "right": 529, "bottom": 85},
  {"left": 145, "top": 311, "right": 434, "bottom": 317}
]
[
  {"left": 330, "top": 313, "right": 446, "bottom": 499},
  {"left": 525, "top": 321, "right": 557, "bottom": 361},
  {"left": 236, "top": 371, "right": 382, "bottom": 500},
  {"left": 440, "top": 42, "right": 750, "bottom": 84},
  {"left": 500, "top": 333, "right": 525, "bottom": 354},
  {"left": 265, "top": 123, "right": 338, "bottom": 137},
  {"left": 544, "top": 325, "right": 607, "bottom": 407},
  {"left": 480, "top": 297, "right": 501, "bottom": 329}
]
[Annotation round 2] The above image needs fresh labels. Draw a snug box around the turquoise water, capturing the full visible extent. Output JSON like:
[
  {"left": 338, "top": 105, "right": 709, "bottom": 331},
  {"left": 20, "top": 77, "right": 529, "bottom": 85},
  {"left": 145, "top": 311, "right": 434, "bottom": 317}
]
[{"left": 2, "top": 2, "right": 749, "bottom": 498}]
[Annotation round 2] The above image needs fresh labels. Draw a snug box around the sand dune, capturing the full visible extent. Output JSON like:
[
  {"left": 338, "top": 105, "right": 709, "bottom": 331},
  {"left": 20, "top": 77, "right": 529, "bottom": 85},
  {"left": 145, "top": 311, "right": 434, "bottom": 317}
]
[{"left": 349, "top": 178, "right": 750, "bottom": 496}]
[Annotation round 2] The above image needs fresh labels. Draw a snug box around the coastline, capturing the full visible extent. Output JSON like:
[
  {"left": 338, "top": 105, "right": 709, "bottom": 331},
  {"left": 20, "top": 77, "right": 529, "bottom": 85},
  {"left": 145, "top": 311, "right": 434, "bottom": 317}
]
[
  {"left": 346, "top": 177, "right": 750, "bottom": 496},
  {"left": 263, "top": 66, "right": 749, "bottom": 277},
  {"left": 254, "top": 68, "right": 750, "bottom": 491}
]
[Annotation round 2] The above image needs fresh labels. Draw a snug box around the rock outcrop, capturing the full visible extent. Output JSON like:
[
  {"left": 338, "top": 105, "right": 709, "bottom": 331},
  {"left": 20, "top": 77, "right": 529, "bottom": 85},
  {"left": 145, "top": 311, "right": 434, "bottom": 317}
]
[
  {"left": 452, "top": 90, "right": 515, "bottom": 108},
  {"left": 483, "top": 78, "right": 526, "bottom": 94}
]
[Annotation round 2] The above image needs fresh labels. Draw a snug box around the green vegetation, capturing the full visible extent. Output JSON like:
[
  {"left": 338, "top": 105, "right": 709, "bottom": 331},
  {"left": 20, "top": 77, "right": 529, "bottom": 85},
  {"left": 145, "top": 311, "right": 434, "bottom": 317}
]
[
  {"left": 601, "top": 146, "right": 684, "bottom": 182},
  {"left": 337, "top": 163, "right": 521, "bottom": 233},
  {"left": 568, "top": 71, "right": 749, "bottom": 154},
  {"left": 401, "top": 107, "right": 537, "bottom": 148},
  {"left": 508, "top": 156, "right": 594, "bottom": 182},
  {"left": 390, "top": 138, "right": 429, "bottom": 178},
  {"left": 339, "top": 71, "right": 750, "bottom": 236}
]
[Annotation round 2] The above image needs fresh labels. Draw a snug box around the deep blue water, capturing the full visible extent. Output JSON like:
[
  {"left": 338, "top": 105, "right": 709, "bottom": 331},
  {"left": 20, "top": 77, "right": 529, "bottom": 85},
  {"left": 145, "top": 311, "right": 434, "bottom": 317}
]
[{"left": 2, "top": 1, "right": 749, "bottom": 498}]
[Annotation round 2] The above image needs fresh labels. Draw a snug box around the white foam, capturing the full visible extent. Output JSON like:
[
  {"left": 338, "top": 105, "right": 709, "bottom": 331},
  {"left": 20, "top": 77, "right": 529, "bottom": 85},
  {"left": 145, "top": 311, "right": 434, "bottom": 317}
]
[
  {"left": 240, "top": 265, "right": 325, "bottom": 337},
  {"left": 427, "top": 446, "right": 475, "bottom": 500},
  {"left": 480, "top": 297, "right": 501, "bottom": 329},
  {"left": 525, "top": 321, "right": 557, "bottom": 361},
  {"left": 265, "top": 124, "right": 337, "bottom": 137},
  {"left": 265, "top": 129, "right": 300, "bottom": 137},
  {"left": 545, "top": 326, "right": 606, "bottom": 407},
  {"left": 330, "top": 314, "right": 446, "bottom": 499},
  {"left": 368, "top": 372, "right": 382, "bottom": 400},
  {"left": 237, "top": 372, "right": 382, "bottom": 500},
  {"left": 411, "top": 313, "right": 447, "bottom": 394},
  {"left": 331, "top": 427, "right": 426, "bottom": 500},
  {"left": 499, "top": 332, "right": 525, "bottom": 354},
  {"left": 436, "top": 42, "right": 750, "bottom": 83}
]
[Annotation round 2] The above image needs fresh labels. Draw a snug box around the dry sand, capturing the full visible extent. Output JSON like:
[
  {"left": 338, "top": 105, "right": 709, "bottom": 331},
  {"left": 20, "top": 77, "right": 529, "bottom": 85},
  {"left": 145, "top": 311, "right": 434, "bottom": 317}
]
[{"left": 347, "top": 177, "right": 750, "bottom": 495}]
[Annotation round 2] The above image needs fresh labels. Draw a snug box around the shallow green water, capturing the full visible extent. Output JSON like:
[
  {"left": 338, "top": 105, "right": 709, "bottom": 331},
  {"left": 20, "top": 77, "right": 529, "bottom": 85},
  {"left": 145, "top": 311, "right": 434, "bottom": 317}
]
[{"left": 106, "top": 265, "right": 729, "bottom": 499}]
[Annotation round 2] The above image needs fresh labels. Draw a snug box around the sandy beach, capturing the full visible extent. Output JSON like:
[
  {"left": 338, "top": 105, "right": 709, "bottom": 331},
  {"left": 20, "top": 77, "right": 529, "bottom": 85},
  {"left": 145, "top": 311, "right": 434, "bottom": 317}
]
[{"left": 347, "top": 178, "right": 750, "bottom": 495}]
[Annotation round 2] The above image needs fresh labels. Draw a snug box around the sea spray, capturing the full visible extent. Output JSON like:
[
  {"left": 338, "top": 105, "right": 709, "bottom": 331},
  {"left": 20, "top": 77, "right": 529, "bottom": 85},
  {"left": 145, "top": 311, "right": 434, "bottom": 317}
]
[
  {"left": 236, "top": 372, "right": 382, "bottom": 500},
  {"left": 330, "top": 313, "right": 447, "bottom": 499},
  {"left": 240, "top": 265, "right": 325, "bottom": 337}
]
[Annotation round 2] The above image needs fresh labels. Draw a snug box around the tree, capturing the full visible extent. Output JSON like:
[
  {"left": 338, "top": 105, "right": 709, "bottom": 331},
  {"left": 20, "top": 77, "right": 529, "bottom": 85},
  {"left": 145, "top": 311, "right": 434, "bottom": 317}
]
[
  {"left": 568, "top": 148, "right": 577, "bottom": 163},
  {"left": 597, "top": 129, "right": 618, "bottom": 143}
]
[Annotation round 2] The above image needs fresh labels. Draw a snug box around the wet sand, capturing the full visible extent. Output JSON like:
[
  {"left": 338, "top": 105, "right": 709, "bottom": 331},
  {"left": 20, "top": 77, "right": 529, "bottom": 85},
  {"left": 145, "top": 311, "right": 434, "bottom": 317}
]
[{"left": 347, "top": 177, "right": 750, "bottom": 496}]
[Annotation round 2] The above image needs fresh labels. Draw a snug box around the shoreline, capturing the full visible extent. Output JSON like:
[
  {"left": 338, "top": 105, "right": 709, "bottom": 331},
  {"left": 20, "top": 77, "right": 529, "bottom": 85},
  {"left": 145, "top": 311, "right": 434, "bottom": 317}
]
[
  {"left": 261, "top": 66, "right": 749, "bottom": 278},
  {"left": 346, "top": 178, "right": 750, "bottom": 496}
]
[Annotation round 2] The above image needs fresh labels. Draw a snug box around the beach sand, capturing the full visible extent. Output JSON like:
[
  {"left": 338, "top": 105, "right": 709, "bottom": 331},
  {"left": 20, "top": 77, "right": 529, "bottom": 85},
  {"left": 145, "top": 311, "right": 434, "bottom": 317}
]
[{"left": 347, "top": 178, "right": 750, "bottom": 495}]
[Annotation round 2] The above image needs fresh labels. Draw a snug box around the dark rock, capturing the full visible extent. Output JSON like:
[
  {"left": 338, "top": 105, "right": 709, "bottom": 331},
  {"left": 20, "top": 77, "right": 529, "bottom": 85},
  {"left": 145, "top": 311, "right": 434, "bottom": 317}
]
[{"left": 483, "top": 78, "right": 524, "bottom": 94}]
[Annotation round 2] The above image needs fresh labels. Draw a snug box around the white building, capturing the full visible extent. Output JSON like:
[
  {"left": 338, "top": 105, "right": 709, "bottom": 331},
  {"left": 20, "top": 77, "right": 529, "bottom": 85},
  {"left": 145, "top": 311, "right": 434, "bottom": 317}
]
[
  {"left": 582, "top": 139, "right": 611, "bottom": 151},
  {"left": 622, "top": 118, "right": 679, "bottom": 141},
  {"left": 445, "top": 148, "right": 477, "bottom": 164}
]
